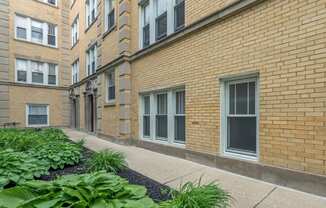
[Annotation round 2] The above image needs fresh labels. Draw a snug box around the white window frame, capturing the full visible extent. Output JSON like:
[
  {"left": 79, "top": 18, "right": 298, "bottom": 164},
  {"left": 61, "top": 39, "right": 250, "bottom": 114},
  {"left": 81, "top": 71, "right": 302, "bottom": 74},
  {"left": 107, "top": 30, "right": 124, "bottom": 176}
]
[
  {"left": 15, "top": 58, "right": 58, "bottom": 86},
  {"left": 26, "top": 104, "right": 50, "bottom": 127},
  {"left": 15, "top": 14, "right": 58, "bottom": 48},
  {"left": 220, "top": 76, "right": 259, "bottom": 161},
  {"left": 139, "top": 88, "right": 185, "bottom": 147},
  {"left": 106, "top": 69, "right": 116, "bottom": 102},
  {"left": 40, "top": 0, "right": 58, "bottom": 7},
  {"left": 138, "top": 0, "right": 176, "bottom": 49},
  {"left": 71, "top": 16, "right": 79, "bottom": 46},
  {"left": 86, "top": 44, "right": 97, "bottom": 76},
  {"left": 104, "top": 0, "right": 116, "bottom": 31},
  {"left": 86, "top": 0, "right": 97, "bottom": 28},
  {"left": 72, "top": 59, "right": 79, "bottom": 84}
]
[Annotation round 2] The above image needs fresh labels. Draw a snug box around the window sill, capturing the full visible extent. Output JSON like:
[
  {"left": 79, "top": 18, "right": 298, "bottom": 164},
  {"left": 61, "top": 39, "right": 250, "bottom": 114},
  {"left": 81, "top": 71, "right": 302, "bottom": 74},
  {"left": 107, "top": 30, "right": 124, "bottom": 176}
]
[
  {"left": 85, "top": 17, "right": 98, "bottom": 33},
  {"left": 104, "top": 100, "right": 116, "bottom": 107},
  {"left": 16, "top": 81, "right": 58, "bottom": 88},
  {"left": 15, "top": 38, "right": 58, "bottom": 49},
  {"left": 71, "top": 40, "right": 79, "bottom": 50},
  {"left": 102, "top": 25, "right": 117, "bottom": 40}
]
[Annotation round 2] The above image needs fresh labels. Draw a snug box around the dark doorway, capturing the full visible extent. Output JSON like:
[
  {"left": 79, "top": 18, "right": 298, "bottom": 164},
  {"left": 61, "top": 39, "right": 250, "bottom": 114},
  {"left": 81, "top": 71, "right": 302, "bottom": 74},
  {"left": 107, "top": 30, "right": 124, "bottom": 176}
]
[
  {"left": 71, "top": 98, "right": 80, "bottom": 129},
  {"left": 86, "top": 94, "right": 96, "bottom": 132}
]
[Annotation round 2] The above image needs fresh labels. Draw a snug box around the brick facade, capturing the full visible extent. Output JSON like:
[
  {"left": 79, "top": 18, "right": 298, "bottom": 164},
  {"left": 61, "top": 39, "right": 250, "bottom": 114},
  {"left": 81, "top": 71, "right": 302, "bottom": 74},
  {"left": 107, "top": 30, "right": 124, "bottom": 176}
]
[{"left": 2, "top": 0, "right": 326, "bottom": 177}]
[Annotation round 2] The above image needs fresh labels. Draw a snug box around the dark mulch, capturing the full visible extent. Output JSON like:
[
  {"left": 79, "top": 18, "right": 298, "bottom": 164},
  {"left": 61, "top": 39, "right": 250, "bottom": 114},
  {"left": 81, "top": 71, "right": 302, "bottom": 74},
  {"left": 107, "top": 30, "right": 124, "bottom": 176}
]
[{"left": 38, "top": 147, "right": 171, "bottom": 202}]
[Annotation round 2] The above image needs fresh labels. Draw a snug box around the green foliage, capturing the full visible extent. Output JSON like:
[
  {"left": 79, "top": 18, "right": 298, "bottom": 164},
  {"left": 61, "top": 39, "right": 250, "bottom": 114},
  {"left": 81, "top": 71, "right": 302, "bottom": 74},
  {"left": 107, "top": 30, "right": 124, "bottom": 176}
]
[
  {"left": 28, "top": 141, "right": 82, "bottom": 170},
  {"left": 0, "top": 171, "right": 158, "bottom": 208},
  {"left": 0, "top": 149, "right": 49, "bottom": 189},
  {"left": 0, "top": 128, "right": 82, "bottom": 189},
  {"left": 159, "top": 180, "right": 231, "bottom": 208},
  {"left": 87, "top": 149, "right": 128, "bottom": 174}
]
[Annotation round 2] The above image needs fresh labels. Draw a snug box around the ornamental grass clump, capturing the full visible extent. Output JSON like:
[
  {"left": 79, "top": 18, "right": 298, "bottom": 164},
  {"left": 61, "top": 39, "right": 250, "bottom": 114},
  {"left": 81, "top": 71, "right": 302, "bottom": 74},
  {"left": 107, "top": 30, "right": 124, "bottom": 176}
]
[
  {"left": 159, "top": 180, "right": 231, "bottom": 208},
  {"left": 87, "top": 149, "right": 128, "bottom": 174}
]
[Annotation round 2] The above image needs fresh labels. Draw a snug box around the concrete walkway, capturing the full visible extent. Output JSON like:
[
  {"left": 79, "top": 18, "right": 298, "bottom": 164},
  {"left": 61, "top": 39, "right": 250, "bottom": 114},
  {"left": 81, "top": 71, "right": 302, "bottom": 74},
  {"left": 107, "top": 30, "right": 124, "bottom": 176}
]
[{"left": 63, "top": 128, "right": 326, "bottom": 208}]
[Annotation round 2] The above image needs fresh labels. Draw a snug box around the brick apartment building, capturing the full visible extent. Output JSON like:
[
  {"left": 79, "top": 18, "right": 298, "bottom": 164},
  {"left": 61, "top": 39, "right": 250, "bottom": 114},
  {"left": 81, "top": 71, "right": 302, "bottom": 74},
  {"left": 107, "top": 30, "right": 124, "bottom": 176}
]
[{"left": 0, "top": 0, "right": 325, "bottom": 194}]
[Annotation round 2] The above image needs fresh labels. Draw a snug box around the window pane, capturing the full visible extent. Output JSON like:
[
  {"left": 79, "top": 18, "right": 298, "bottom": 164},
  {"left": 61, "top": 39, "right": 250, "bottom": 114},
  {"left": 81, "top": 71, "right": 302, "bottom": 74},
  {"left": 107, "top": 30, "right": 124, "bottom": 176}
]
[
  {"left": 156, "top": 115, "right": 168, "bottom": 139},
  {"left": 48, "top": 75, "right": 56, "bottom": 85},
  {"left": 176, "top": 91, "right": 185, "bottom": 114},
  {"left": 235, "top": 83, "right": 248, "bottom": 114},
  {"left": 17, "top": 71, "right": 27, "bottom": 82},
  {"left": 175, "top": 115, "right": 185, "bottom": 143},
  {"left": 144, "top": 96, "right": 150, "bottom": 114},
  {"left": 229, "top": 84, "right": 235, "bottom": 114},
  {"left": 108, "top": 86, "right": 115, "bottom": 100},
  {"left": 17, "top": 27, "right": 27, "bottom": 39},
  {"left": 32, "top": 72, "right": 44, "bottom": 83},
  {"left": 174, "top": 0, "right": 185, "bottom": 30},
  {"left": 28, "top": 115, "right": 48, "bottom": 125},
  {"left": 156, "top": 0, "right": 167, "bottom": 15},
  {"left": 32, "top": 25, "right": 43, "bottom": 43},
  {"left": 156, "top": 12, "right": 167, "bottom": 40},
  {"left": 249, "top": 82, "right": 256, "bottom": 114},
  {"left": 227, "top": 117, "right": 256, "bottom": 153},
  {"left": 157, "top": 94, "right": 167, "bottom": 114},
  {"left": 143, "top": 115, "right": 150, "bottom": 137}
]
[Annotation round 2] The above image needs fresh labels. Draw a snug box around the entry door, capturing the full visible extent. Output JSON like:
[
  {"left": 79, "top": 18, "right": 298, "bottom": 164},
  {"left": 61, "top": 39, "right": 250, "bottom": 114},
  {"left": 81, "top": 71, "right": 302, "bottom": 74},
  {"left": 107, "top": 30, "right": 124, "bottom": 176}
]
[
  {"left": 88, "top": 94, "right": 95, "bottom": 132},
  {"left": 71, "top": 98, "right": 80, "bottom": 129}
]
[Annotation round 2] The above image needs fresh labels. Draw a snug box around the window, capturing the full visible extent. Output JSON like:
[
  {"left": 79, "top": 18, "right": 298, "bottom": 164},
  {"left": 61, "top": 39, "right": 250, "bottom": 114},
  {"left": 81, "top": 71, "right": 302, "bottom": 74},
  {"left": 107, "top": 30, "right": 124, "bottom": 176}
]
[
  {"left": 48, "top": 64, "right": 57, "bottom": 85},
  {"left": 105, "top": 0, "right": 115, "bottom": 31},
  {"left": 27, "top": 104, "right": 49, "bottom": 127},
  {"left": 15, "top": 58, "right": 58, "bottom": 86},
  {"left": 31, "top": 20, "right": 43, "bottom": 43},
  {"left": 15, "top": 15, "right": 57, "bottom": 47},
  {"left": 107, "top": 70, "right": 115, "bottom": 101},
  {"left": 16, "top": 16, "right": 27, "bottom": 39},
  {"left": 139, "top": 0, "right": 185, "bottom": 48},
  {"left": 175, "top": 90, "right": 185, "bottom": 143},
  {"left": 141, "top": 2, "right": 150, "bottom": 48},
  {"left": 143, "top": 96, "right": 151, "bottom": 137},
  {"left": 48, "top": 24, "right": 56, "bottom": 46},
  {"left": 71, "top": 16, "right": 79, "bottom": 46},
  {"left": 222, "top": 77, "right": 258, "bottom": 159},
  {"left": 86, "top": 0, "right": 97, "bottom": 28},
  {"left": 155, "top": 0, "right": 167, "bottom": 40},
  {"left": 174, "top": 0, "right": 185, "bottom": 31},
  {"left": 140, "top": 88, "right": 186, "bottom": 145},
  {"left": 86, "top": 45, "right": 97, "bottom": 76},
  {"left": 31, "top": 61, "right": 44, "bottom": 84},
  {"left": 47, "top": 0, "right": 57, "bottom": 5},
  {"left": 72, "top": 60, "right": 79, "bottom": 84},
  {"left": 16, "top": 59, "right": 27, "bottom": 82}
]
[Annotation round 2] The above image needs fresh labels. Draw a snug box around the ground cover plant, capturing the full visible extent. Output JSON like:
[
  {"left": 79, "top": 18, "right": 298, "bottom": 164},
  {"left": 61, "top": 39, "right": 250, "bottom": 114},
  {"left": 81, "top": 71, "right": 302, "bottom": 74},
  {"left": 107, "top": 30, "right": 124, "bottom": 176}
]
[{"left": 0, "top": 128, "right": 83, "bottom": 189}]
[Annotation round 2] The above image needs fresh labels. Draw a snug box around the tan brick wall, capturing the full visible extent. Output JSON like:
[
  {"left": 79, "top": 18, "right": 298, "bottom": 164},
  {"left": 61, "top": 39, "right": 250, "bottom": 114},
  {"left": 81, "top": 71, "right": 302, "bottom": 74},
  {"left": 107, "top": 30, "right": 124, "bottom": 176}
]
[
  {"left": 131, "top": 0, "right": 326, "bottom": 175},
  {"left": 185, "top": 0, "right": 237, "bottom": 25},
  {"left": 8, "top": 86, "right": 69, "bottom": 127}
]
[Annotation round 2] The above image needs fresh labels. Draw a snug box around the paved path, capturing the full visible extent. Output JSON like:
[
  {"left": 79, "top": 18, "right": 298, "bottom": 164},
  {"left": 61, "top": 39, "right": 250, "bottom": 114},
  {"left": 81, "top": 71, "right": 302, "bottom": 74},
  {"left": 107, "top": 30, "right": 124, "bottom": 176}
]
[{"left": 63, "top": 128, "right": 326, "bottom": 208}]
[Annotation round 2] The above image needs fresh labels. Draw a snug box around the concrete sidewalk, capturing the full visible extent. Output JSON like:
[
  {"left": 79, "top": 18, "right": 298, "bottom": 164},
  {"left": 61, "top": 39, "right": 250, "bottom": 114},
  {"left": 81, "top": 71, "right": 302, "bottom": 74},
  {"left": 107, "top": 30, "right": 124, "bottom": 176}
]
[{"left": 63, "top": 128, "right": 326, "bottom": 208}]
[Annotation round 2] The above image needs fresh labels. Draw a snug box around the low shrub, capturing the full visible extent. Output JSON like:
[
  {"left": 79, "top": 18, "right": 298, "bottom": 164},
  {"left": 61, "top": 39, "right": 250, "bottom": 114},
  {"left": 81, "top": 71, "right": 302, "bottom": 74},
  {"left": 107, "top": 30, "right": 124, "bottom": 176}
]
[
  {"left": 0, "top": 171, "right": 158, "bottom": 208},
  {"left": 159, "top": 180, "right": 231, "bottom": 208},
  {"left": 87, "top": 149, "right": 128, "bottom": 174}
]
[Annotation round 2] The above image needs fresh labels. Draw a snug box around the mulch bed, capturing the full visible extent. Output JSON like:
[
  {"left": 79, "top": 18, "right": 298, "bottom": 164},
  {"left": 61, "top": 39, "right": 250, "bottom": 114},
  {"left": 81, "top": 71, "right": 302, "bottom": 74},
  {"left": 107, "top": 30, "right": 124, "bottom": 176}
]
[{"left": 38, "top": 147, "right": 172, "bottom": 202}]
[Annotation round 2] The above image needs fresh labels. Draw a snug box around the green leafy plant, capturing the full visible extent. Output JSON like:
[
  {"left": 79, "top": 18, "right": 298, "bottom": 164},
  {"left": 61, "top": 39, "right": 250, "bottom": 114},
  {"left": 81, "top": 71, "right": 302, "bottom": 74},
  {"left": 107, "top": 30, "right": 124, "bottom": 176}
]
[
  {"left": 87, "top": 149, "right": 128, "bottom": 173},
  {"left": 28, "top": 141, "right": 82, "bottom": 170},
  {"left": 159, "top": 180, "right": 231, "bottom": 208},
  {"left": 0, "top": 149, "right": 49, "bottom": 189},
  {"left": 0, "top": 171, "right": 158, "bottom": 208}
]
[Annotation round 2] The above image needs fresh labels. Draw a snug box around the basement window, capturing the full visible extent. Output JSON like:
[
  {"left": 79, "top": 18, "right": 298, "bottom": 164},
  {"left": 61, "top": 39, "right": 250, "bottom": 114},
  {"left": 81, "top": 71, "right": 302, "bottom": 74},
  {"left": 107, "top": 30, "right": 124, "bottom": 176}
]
[
  {"left": 140, "top": 88, "right": 186, "bottom": 145},
  {"left": 222, "top": 76, "right": 259, "bottom": 160},
  {"left": 26, "top": 104, "right": 49, "bottom": 127}
]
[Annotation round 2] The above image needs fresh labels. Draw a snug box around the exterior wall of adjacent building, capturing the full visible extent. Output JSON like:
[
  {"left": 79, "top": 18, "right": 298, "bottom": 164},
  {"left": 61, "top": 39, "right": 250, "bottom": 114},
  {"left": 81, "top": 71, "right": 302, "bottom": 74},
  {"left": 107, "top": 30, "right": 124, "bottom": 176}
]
[
  {"left": 130, "top": 0, "right": 326, "bottom": 175},
  {"left": 1, "top": 0, "right": 71, "bottom": 127}
]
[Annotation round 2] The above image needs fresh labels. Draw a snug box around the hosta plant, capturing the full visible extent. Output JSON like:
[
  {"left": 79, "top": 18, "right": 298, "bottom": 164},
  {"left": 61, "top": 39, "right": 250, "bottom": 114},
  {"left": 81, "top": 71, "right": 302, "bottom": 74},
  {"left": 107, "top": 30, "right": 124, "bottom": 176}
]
[
  {"left": 87, "top": 149, "right": 128, "bottom": 173},
  {"left": 28, "top": 141, "right": 83, "bottom": 170},
  {"left": 0, "top": 149, "right": 49, "bottom": 189},
  {"left": 0, "top": 171, "right": 158, "bottom": 208}
]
